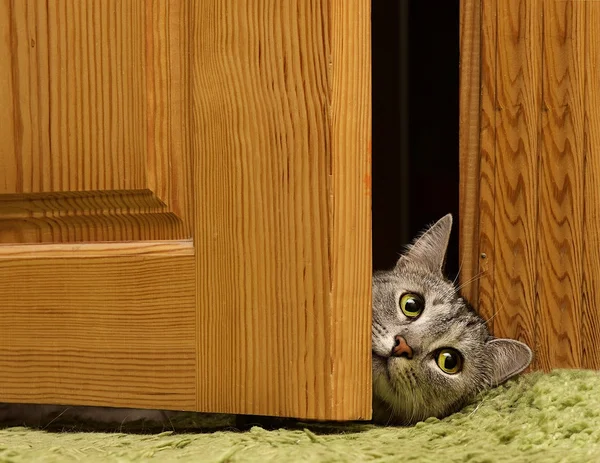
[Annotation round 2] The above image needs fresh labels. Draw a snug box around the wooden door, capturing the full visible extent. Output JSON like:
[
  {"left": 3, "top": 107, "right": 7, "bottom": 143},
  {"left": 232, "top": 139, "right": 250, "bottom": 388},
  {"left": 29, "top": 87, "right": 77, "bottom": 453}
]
[
  {"left": 0, "top": 0, "right": 372, "bottom": 420},
  {"left": 460, "top": 0, "right": 600, "bottom": 371}
]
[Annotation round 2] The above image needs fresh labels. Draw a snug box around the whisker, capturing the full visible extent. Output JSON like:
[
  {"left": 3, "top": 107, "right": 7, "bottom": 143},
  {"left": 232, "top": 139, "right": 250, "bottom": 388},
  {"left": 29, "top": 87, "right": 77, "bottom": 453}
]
[
  {"left": 452, "top": 260, "right": 464, "bottom": 286},
  {"left": 439, "top": 271, "right": 485, "bottom": 301},
  {"left": 484, "top": 311, "right": 500, "bottom": 325},
  {"left": 484, "top": 289, "right": 508, "bottom": 325},
  {"left": 468, "top": 397, "right": 486, "bottom": 417},
  {"left": 385, "top": 405, "right": 395, "bottom": 426},
  {"left": 454, "top": 271, "right": 485, "bottom": 294},
  {"left": 42, "top": 407, "right": 70, "bottom": 430}
]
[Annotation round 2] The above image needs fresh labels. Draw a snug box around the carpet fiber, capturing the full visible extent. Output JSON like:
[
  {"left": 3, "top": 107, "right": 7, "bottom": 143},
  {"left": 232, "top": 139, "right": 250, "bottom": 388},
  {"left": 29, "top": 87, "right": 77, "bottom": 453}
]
[{"left": 2, "top": 370, "right": 600, "bottom": 462}]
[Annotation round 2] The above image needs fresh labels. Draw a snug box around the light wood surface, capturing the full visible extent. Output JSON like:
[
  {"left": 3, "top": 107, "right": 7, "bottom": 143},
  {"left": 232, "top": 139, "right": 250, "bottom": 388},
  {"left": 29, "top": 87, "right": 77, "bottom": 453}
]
[
  {"left": 535, "top": 0, "right": 585, "bottom": 370},
  {"left": 0, "top": 0, "right": 372, "bottom": 420},
  {"left": 490, "top": 0, "right": 540, "bottom": 363},
  {"left": 145, "top": 0, "right": 192, "bottom": 232},
  {"left": 0, "top": 253, "right": 196, "bottom": 410},
  {"left": 328, "top": 0, "right": 372, "bottom": 420},
  {"left": 191, "top": 0, "right": 371, "bottom": 419},
  {"left": 0, "top": 240, "right": 193, "bottom": 258},
  {"left": 458, "top": 0, "right": 482, "bottom": 312},
  {"left": 460, "top": 0, "right": 600, "bottom": 370},
  {"left": 475, "top": 0, "right": 498, "bottom": 328},
  {"left": 0, "top": 0, "right": 146, "bottom": 193},
  {"left": 0, "top": 0, "right": 191, "bottom": 242},
  {"left": 0, "top": 190, "right": 184, "bottom": 243},
  {"left": 582, "top": 4, "right": 600, "bottom": 370}
]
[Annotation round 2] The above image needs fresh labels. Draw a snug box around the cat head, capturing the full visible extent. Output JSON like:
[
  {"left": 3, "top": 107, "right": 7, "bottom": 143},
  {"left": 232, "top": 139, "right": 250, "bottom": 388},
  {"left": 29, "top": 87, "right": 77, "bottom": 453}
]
[{"left": 371, "top": 214, "right": 532, "bottom": 425}]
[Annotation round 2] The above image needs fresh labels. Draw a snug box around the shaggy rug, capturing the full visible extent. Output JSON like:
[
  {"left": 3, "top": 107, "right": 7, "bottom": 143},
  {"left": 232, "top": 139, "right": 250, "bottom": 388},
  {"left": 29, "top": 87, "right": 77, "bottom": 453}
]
[{"left": 1, "top": 370, "right": 600, "bottom": 462}]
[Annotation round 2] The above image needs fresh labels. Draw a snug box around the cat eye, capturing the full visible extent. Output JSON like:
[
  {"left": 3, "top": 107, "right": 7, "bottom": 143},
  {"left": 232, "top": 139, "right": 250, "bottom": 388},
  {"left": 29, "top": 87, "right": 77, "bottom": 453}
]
[
  {"left": 436, "top": 348, "right": 463, "bottom": 374},
  {"left": 399, "top": 293, "right": 425, "bottom": 318}
]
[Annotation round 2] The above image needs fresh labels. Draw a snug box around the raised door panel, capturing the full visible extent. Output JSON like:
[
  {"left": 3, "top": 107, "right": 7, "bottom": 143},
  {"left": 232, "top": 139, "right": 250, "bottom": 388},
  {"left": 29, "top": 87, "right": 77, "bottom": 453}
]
[
  {"left": 0, "top": 242, "right": 197, "bottom": 410},
  {"left": 0, "top": 0, "right": 191, "bottom": 243}
]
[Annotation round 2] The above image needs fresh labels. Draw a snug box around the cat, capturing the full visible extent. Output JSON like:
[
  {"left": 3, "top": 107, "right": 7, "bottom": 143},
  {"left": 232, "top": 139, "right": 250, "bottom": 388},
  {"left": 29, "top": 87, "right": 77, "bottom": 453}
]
[
  {"left": 371, "top": 213, "right": 533, "bottom": 425},
  {"left": 0, "top": 214, "right": 532, "bottom": 428}
]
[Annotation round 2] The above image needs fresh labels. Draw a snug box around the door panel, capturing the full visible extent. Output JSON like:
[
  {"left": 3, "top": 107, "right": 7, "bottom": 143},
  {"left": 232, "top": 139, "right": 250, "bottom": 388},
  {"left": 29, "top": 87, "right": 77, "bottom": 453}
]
[
  {"left": 0, "top": 242, "right": 196, "bottom": 410},
  {"left": 0, "top": 0, "right": 191, "bottom": 243},
  {"left": 0, "top": 0, "right": 371, "bottom": 421}
]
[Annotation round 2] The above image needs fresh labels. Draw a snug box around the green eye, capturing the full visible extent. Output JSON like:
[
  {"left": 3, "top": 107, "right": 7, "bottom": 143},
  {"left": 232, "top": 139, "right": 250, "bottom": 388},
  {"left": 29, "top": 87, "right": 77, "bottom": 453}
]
[
  {"left": 399, "top": 293, "right": 424, "bottom": 318},
  {"left": 436, "top": 349, "right": 463, "bottom": 374}
]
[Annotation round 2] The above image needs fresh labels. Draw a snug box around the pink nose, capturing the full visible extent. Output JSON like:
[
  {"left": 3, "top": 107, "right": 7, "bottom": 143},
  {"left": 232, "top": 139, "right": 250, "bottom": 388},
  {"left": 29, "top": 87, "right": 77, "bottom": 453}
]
[{"left": 392, "top": 335, "right": 413, "bottom": 359}]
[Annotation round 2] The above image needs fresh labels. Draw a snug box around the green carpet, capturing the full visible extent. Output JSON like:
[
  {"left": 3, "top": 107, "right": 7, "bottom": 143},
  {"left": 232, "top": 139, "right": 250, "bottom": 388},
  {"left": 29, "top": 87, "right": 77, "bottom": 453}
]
[{"left": 2, "top": 370, "right": 600, "bottom": 462}]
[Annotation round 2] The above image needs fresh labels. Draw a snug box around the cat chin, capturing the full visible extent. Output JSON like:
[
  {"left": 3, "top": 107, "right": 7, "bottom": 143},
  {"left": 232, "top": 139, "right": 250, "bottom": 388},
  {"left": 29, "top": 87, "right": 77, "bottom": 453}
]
[
  {"left": 372, "top": 367, "right": 408, "bottom": 406},
  {"left": 372, "top": 367, "right": 442, "bottom": 425},
  {"left": 372, "top": 355, "right": 394, "bottom": 391},
  {"left": 371, "top": 379, "right": 427, "bottom": 426}
]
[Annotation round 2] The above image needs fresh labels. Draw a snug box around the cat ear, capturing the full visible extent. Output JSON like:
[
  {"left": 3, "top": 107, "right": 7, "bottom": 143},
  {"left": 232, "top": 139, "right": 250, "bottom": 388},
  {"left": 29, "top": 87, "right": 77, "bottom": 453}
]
[
  {"left": 486, "top": 338, "right": 533, "bottom": 386},
  {"left": 396, "top": 214, "right": 453, "bottom": 274}
]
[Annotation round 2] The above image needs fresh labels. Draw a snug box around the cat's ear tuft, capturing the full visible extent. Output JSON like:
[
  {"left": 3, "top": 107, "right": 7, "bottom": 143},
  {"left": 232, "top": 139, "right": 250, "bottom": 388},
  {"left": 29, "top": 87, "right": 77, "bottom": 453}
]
[
  {"left": 486, "top": 338, "right": 533, "bottom": 386},
  {"left": 396, "top": 214, "right": 453, "bottom": 274}
]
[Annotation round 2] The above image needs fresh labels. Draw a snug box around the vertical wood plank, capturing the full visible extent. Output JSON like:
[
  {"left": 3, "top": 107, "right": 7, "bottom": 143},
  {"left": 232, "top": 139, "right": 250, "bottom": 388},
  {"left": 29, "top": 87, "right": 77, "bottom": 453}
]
[
  {"left": 329, "top": 0, "right": 372, "bottom": 420},
  {"left": 490, "top": 0, "right": 541, "bottom": 353},
  {"left": 581, "top": 2, "right": 600, "bottom": 370},
  {"left": 535, "top": 0, "right": 585, "bottom": 370},
  {"left": 191, "top": 0, "right": 329, "bottom": 419},
  {"left": 458, "top": 0, "right": 482, "bottom": 307},
  {"left": 145, "top": 0, "right": 192, "bottom": 235},
  {"left": 476, "top": 0, "right": 497, "bottom": 327},
  {"left": 191, "top": 0, "right": 371, "bottom": 420},
  {"left": 0, "top": 0, "right": 18, "bottom": 192}
]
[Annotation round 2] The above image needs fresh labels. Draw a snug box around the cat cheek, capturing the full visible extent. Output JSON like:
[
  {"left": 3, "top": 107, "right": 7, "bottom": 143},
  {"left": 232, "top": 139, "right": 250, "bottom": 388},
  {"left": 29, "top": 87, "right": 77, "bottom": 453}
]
[
  {"left": 372, "top": 334, "right": 395, "bottom": 357},
  {"left": 371, "top": 355, "right": 386, "bottom": 371}
]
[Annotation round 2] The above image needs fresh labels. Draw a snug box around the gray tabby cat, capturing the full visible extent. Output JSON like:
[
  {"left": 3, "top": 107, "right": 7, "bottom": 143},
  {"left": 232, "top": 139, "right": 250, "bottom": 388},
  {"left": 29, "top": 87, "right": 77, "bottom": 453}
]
[{"left": 372, "top": 214, "right": 532, "bottom": 425}]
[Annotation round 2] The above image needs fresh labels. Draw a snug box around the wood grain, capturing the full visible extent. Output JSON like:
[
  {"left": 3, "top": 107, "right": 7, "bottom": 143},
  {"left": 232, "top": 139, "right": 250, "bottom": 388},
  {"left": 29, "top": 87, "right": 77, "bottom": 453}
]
[
  {"left": 0, "top": 190, "right": 185, "bottom": 243},
  {"left": 191, "top": 0, "right": 371, "bottom": 420},
  {"left": 0, "top": 0, "right": 191, "bottom": 242},
  {"left": 491, "top": 0, "right": 541, "bottom": 360},
  {"left": 1, "top": 0, "right": 371, "bottom": 420},
  {"left": 145, "top": 0, "right": 192, "bottom": 233},
  {"left": 328, "top": 0, "right": 372, "bottom": 420},
  {"left": 475, "top": 0, "right": 497, "bottom": 328},
  {"left": 535, "top": 0, "right": 585, "bottom": 370},
  {"left": 581, "top": 2, "right": 600, "bottom": 370},
  {"left": 0, "top": 240, "right": 193, "bottom": 258},
  {"left": 461, "top": 0, "right": 600, "bottom": 370},
  {"left": 0, "top": 253, "right": 196, "bottom": 410},
  {"left": 0, "top": 0, "right": 146, "bottom": 193},
  {"left": 458, "top": 0, "right": 482, "bottom": 308}
]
